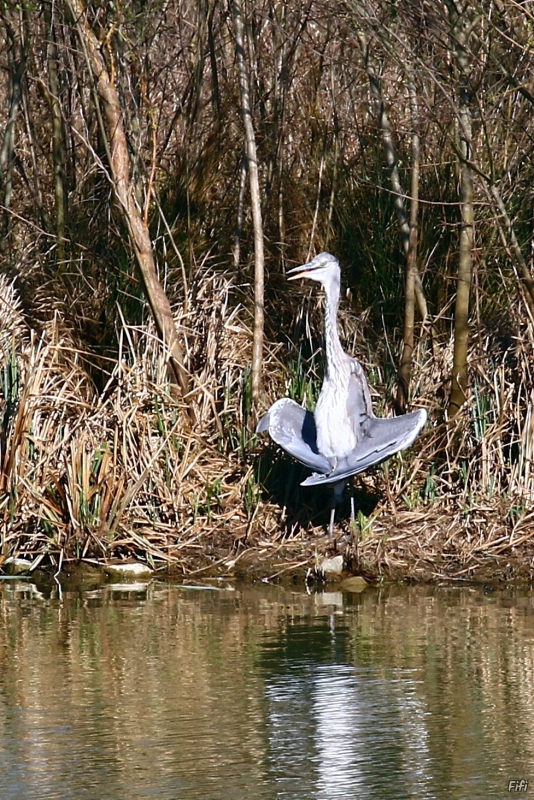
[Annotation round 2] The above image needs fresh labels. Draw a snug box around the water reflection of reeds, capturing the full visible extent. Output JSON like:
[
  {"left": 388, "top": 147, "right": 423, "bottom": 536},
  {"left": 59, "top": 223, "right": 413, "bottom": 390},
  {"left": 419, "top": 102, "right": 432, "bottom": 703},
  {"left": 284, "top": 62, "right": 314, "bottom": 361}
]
[{"left": 0, "top": 582, "right": 533, "bottom": 799}]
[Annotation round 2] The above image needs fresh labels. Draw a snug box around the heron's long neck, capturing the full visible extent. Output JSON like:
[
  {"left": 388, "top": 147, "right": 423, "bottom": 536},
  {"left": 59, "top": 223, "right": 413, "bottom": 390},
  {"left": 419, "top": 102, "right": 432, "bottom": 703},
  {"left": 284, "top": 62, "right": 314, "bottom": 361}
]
[{"left": 323, "top": 280, "right": 345, "bottom": 375}]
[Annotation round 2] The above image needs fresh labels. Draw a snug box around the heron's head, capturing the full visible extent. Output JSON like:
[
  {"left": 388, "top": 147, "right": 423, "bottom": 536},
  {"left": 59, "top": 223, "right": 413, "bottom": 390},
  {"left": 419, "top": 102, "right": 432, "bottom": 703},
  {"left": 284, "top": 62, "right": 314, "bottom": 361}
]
[{"left": 287, "top": 252, "right": 341, "bottom": 289}]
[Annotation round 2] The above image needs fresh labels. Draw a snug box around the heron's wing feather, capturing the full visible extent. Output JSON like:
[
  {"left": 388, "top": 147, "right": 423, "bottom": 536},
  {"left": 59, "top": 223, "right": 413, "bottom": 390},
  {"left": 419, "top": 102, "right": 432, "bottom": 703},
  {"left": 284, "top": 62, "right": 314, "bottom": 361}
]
[
  {"left": 301, "top": 409, "right": 427, "bottom": 486},
  {"left": 256, "top": 398, "right": 332, "bottom": 474},
  {"left": 256, "top": 411, "right": 271, "bottom": 433},
  {"left": 346, "top": 357, "right": 376, "bottom": 428}
]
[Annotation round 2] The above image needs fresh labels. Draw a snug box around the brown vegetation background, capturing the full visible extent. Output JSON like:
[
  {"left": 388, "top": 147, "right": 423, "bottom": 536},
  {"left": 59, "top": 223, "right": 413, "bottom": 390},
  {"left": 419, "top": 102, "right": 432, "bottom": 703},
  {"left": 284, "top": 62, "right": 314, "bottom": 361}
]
[{"left": 1, "top": 0, "right": 534, "bottom": 579}]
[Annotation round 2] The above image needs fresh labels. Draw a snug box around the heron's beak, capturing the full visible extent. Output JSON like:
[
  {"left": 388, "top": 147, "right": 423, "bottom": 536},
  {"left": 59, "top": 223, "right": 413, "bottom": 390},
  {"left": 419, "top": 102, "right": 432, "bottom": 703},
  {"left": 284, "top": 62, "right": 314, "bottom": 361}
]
[{"left": 287, "top": 261, "right": 319, "bottom": 281}]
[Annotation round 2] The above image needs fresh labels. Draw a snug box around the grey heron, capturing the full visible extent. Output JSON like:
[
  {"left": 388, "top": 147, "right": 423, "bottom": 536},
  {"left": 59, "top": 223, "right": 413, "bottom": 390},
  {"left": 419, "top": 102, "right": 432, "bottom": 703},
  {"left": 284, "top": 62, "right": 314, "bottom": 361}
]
[{"left": 256, "top": 252, "right": 427, "bottom": 535}]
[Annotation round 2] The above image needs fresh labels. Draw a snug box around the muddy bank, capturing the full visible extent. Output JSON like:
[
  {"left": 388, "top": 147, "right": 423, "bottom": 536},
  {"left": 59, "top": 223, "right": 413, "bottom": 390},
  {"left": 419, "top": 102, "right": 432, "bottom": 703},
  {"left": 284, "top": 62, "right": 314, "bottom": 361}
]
[{"left": 4, "top": 510, "right": 534, "bottom": 587}]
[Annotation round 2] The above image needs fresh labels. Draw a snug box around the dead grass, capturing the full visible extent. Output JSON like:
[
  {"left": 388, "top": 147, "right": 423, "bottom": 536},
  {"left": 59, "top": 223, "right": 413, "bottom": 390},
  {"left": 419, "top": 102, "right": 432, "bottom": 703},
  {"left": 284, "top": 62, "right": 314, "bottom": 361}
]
[{"left": 1, "top": 270, "right": 534, "bottom": 583}]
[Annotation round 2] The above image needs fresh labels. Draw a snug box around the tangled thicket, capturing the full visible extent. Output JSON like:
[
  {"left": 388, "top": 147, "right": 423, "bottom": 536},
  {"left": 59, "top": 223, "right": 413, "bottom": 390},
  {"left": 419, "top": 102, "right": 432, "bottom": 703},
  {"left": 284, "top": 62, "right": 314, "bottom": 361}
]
[{"left": 1, "top": 1, "right": 534, "bottom": 579}]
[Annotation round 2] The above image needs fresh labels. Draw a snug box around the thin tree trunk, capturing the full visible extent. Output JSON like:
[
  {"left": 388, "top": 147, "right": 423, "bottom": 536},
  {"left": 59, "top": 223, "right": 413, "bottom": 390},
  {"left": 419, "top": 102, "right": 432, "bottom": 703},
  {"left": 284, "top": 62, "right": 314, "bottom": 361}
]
[
  {"left": 0, "top": 10, "right": 30, "bottom": 252},
  {"left": 21, "top": 78, "right": 48, "bottom": 232},
  {"left": 358, "top": 32, "right": 428, "bottom": 411},
  {"left": 44, "top": 1, "right": 67, "bottom": 263},
  {"left": 233, "top": 0, "right": 265, "bottom": 407},
  {"left": 359, "top": 33, "right": 428, "bottom": 322},
  {"left": 396, "top": 79, "right": 420, "bottom": 414},
  {"left": 489, "top": 183, "right": 534, "bottom": 316},
  {"left": 234, "top": 149, "right": 247, "bottom": 268},
  {"left": 446, "top": 0, "right": 475, "bottom": 419},
  {"left": 207, "top": 2, "right": 221, "bottom": 116},
  {"left": 307, "top": 151, "right": 325, "bottom": 261},
  {"left": 66, "top": 0, "right": 193, "bottom": 418}
]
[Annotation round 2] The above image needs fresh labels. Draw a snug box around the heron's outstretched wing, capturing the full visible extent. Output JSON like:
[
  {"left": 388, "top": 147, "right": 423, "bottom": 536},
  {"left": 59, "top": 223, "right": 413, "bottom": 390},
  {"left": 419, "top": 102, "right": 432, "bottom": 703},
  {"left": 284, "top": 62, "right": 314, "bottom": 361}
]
[
  {"left": 256, "top": 398, "right": 332, "bottom": 474},
  {"left": 301, "top": 408, "right": 427, "bottom": 487}
]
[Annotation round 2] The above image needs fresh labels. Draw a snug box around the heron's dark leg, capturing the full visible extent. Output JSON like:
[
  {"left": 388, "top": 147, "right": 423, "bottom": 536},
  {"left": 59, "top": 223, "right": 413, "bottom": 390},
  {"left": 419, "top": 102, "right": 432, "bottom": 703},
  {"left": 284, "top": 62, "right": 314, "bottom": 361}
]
[{"left": 329, "top": 481, "right": 345, "bottom": 537}]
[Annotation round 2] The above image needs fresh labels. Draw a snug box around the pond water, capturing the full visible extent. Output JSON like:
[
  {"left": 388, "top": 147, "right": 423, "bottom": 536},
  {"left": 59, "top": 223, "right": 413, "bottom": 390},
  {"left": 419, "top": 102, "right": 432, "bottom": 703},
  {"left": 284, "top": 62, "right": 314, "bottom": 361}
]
[{"left": 0, "top": 574, "right": 533, "bottom": 800}]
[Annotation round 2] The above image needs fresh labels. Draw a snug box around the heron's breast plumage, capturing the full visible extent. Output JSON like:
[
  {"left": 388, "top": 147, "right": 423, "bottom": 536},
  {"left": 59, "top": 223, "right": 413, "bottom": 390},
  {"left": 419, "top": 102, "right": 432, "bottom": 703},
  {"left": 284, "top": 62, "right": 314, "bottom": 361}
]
[{"left": 314, "top": 368, "right": 359, "bottom": 460}]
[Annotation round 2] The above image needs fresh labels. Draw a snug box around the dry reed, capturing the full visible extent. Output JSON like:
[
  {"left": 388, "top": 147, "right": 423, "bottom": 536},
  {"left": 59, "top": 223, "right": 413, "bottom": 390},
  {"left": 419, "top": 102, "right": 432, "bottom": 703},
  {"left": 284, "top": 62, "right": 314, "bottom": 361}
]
[{"left": 1, "top": 269, "right": 534, "bottom": 582}]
